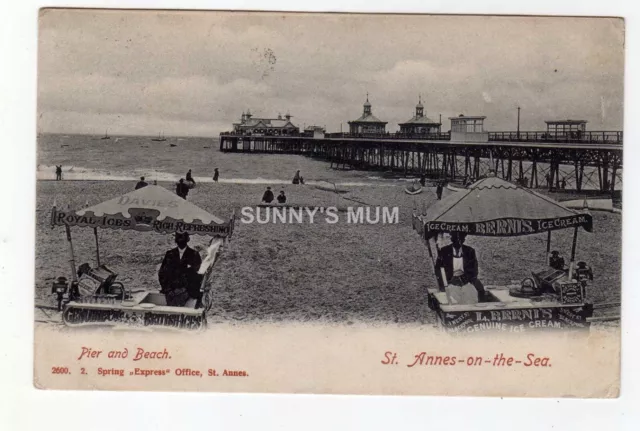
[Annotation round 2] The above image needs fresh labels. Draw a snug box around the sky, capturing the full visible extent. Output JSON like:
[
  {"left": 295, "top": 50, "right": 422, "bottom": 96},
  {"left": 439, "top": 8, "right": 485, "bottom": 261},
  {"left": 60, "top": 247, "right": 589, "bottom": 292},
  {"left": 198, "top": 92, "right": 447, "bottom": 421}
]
[{"left": 37, "top": 10, "right": 625, "bottom": 137}]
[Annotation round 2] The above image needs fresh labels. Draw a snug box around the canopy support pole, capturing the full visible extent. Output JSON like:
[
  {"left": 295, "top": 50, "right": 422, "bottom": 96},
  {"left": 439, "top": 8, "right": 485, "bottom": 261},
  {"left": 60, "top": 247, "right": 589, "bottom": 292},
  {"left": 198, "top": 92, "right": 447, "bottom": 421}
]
[
  {"left": 93, "top": 227, "right": 101, "bottom": 267},
  {"left": 433, "top": 239, "right": 451, "bottom": 303},
  {"left": 425, "top": 236, "right": 436, "bottom": 266},
  {"left": 65, "top": 225, "right": 78, "bottom": 282},
  {"left": 545, "top": 230, "right": 551, "bottom": 266},
  {"left": 426, "top": 236, "right": 446, "bottom": 293},
  {"left": 569, "top": 226, "right": 579, "bottom": 279}
]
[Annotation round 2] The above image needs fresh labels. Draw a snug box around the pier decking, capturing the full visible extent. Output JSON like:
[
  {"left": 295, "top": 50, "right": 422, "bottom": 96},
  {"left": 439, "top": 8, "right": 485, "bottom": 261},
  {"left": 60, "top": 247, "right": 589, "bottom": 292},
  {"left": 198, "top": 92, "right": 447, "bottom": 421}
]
[{"left": 218, "top": 131, "right": 623, "bottom": 193}]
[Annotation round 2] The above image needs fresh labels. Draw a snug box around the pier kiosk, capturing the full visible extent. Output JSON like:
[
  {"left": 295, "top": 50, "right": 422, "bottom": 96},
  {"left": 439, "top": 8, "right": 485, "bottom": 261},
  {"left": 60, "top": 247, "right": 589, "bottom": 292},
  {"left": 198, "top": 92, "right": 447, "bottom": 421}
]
[
  {"left": 545, "top": 119, "right": 587, "bottom": 140},
  {"left": 412, "top": 176, "right": 595, "bottom": 333},
  {"left": 449, "top": 114, "right": 489, "bottom": 142}
]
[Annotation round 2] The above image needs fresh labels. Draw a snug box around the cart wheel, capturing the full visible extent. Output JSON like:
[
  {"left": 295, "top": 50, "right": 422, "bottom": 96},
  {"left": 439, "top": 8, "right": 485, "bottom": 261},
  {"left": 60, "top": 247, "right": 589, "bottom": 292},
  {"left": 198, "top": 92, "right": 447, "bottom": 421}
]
[
  {"left": 109, "top": 282, "right": 125, "bottom": 299},
  {"left": 202, "top": 289, "right": 214, "bottom": 312},
  {"left": 201, "top": 311, "right": 208, "bottom": 329},
  {"left": 62, "top": 307, "right": 73, "bottom": 325},
  {"left": 427, "top": 294, "right": 436, "bottom": 311}
]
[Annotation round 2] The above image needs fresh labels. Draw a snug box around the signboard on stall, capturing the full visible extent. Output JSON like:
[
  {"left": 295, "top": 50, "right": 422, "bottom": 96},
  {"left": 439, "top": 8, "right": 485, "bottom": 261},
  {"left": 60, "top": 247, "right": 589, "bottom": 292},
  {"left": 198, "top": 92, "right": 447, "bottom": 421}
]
[
  {"left": 436, "top": 304, "right": 592, "bottom": 334},
  {"left": 558, "top": 281, "right": 585, "bottom": 304}
]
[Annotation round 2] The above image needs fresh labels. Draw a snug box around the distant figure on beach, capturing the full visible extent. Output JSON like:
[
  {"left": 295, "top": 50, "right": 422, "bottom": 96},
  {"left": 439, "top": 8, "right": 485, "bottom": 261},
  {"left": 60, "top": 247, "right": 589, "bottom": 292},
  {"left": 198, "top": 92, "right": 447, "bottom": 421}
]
[
  {"left": 545, "top": 173, "right": 551, "bottom": 189},
  {"left": 213, "top": 168, "right": 219, "bottom": 183},
  {"left": 261, "top": 187, "right": 274, "bottom": 204},
  {"left": 436, "top": 181, "right": 444, "bottom": 200},
  {"left": 176, "top": 178, "right": 189, "bottom": 199},
  {"left": 277, "top": 190, "right": 287, "bottom": 204},
  {"left": 55, "top": 165, "right": 62, "bottom": 181},
  {"left": 292, "top": 170, "right": 304, "bottom": 185},
  {"left": 561, "top": 177, "right": 567, "bottom": 190},
  {"left": 135, "top": 176, "right": 148, "bottom": 190},
  {"left": 186, "top": 169, "right": 195, "bottom": 186},
  {"left": 419, "top": 174, "right": 426, "bottom": 187}
]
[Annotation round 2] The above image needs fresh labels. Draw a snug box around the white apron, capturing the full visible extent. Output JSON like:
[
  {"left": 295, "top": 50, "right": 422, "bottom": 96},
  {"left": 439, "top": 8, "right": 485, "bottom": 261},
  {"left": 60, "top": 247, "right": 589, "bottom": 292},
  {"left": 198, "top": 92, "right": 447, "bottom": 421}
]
[
  {"left": 445, "top": 283, "right": 479, "bottom": 305},
  {"left": 446, "top": 255, "right": 479, "bottom": 305}
]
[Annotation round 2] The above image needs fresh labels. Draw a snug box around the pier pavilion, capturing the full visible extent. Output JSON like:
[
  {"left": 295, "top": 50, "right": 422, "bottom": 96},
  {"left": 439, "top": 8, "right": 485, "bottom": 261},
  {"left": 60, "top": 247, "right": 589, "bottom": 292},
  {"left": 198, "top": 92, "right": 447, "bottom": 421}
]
[
  {"left": 348, "top": 95, "right": 387, "bottom": 134},
  {"left": 398, "top": 97, "right": 442, "bottom": 136},
  {"left": 232, "top": 110, "right": 299, "bottom": 136}
]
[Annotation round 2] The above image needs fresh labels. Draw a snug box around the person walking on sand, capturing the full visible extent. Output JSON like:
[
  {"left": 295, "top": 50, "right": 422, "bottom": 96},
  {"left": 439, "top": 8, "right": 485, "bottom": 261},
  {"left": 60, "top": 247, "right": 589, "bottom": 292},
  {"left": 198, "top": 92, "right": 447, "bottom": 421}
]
[
  {"left": 135, "top": 176, "right": 148, "bottom": 190},
  {"left": 436, "top": 181, "right": 444, "bottom": 200},
  {"left": 55, "top": 165, "right": 62, "bottom": 181},
  {"left": 176, "top": 178, "right": 189, "bottom": 199},
  {"left": 213, "top": 168, "right": 219, "bottom": 183}
]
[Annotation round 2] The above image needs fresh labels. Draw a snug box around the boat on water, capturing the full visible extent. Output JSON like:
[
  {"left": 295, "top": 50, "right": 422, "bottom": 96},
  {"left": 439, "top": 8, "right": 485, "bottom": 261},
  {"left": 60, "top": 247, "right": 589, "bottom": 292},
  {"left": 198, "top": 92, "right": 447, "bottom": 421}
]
[
  {"left": 100, "top": 130, "right": 111, "bottom": 140},
  {"left": 152, "top": 131, "right": 167, "bottom": 142}
]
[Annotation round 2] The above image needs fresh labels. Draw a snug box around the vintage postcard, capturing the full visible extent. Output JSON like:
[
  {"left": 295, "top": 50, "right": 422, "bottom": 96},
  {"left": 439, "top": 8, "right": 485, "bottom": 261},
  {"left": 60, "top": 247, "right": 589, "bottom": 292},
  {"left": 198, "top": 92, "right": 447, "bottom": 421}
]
[{"left": 34, "top": 9, "right": 623, "bottom": 396}]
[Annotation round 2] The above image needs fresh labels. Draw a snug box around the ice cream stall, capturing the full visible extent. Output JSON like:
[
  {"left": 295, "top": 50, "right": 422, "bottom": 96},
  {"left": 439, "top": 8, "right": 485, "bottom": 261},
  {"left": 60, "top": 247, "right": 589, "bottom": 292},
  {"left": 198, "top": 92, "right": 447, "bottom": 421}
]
[
  {"left": 412, "top": 176, "right": 598, "bottom": 333},
  {"left": 47, "top": 185, "right": 235, "bottom": 330}
]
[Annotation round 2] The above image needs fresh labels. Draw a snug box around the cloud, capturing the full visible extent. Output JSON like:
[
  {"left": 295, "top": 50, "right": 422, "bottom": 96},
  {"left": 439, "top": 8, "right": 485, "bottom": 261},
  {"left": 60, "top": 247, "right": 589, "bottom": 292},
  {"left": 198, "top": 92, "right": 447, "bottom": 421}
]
[{"left": 37, "top": 11, "right": 624, "bottom": 136}]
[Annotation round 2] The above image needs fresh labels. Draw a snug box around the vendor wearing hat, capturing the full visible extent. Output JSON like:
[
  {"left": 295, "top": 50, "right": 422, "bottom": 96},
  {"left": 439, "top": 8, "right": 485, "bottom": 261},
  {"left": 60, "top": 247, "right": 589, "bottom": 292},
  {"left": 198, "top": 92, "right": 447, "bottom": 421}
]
[
  {"left": 435, "top": 232, "right": 486, "bottom": 303},
  {"left": 158, "top": 232, "right": 203, "bottom": 307}
]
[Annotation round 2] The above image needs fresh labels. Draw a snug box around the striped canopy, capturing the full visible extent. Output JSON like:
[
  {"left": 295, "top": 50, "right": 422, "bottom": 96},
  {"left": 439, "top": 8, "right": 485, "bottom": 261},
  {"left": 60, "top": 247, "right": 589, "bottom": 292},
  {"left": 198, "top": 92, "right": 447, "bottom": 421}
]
[
  {"left": 51, "top": 185, "right": 234, "bottom": 237},
  {"left": 417, "top": 176, "right": 592, "bottom": 238}
]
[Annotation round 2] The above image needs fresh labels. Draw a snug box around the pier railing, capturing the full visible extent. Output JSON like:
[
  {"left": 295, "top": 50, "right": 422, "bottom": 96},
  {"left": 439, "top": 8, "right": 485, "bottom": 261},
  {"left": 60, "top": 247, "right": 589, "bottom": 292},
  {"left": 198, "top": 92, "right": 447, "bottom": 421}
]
[
  {"left": 220, "top": 130, "right": 622, "bottom": 144},
  {"left": 488, "top": 131, "right": 623, "bottom": 144},
  {"left": 325, "top": 132, "right": 452, "bottom": 140}
]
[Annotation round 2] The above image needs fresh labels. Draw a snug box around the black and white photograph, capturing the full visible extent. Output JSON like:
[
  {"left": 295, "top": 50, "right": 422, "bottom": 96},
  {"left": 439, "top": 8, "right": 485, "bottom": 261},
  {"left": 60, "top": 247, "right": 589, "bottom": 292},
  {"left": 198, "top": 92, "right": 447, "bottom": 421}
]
[{"left": 31, "top": 9, "right": 623, "bottom": 396}]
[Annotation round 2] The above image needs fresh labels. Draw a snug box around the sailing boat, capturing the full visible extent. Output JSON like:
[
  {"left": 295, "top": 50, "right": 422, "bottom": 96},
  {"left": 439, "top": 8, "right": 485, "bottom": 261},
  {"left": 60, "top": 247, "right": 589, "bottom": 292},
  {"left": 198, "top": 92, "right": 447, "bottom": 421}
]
[
  {"left": 151, "top": 131, "right": 166, "bottom": 142},
  {"left": 101, "top": 129, "right": 111, "bottom": 140}
]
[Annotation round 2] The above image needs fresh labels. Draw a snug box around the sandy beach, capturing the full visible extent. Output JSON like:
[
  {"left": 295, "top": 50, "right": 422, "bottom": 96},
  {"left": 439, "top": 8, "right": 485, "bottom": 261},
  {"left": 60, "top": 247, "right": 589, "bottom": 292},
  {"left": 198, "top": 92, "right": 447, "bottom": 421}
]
[{"left": 35, "top": 137, "right": 622, "bottom": 324}]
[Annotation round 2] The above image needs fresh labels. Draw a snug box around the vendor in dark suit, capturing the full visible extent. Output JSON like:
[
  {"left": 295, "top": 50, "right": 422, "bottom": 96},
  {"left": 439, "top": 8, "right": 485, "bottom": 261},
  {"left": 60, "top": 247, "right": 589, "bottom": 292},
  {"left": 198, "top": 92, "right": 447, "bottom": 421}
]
[
  {"left": 158, "top": 232, "right": 203, "bottom": 307},
  {"left": 435, "top": 232, "right": 486, "bottom": 301}
]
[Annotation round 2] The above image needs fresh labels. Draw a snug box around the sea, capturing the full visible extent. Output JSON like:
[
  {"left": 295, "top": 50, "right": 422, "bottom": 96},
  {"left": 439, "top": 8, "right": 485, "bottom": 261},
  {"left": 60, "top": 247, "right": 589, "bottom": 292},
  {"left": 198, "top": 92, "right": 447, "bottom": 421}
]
[
  {"left": 36, "top": 133, "right": 396, "bottom": 186},
  {"left": 36, "top": 133, "right": 622, "bottom": 192}
]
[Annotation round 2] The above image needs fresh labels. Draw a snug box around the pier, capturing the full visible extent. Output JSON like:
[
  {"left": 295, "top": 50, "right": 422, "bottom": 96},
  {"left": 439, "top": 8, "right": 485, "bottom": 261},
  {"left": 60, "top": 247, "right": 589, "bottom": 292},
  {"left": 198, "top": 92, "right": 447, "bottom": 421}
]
[
  {"left": 221, "top": 108, "right": 622, "bottom": 194},
  {"left": 219, "top": 130, "right": 623, "bottom": 193}
]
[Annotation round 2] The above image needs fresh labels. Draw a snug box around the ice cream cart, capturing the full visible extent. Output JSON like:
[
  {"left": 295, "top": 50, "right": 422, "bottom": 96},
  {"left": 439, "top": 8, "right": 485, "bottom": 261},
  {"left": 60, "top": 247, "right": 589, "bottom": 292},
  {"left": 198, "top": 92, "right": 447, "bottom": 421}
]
[
  {"left": 47, "top": 185, "right": 235, "bottom": 330},
  {"left": 412, "top": 176, "right": 596, "bottom": 333}
]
